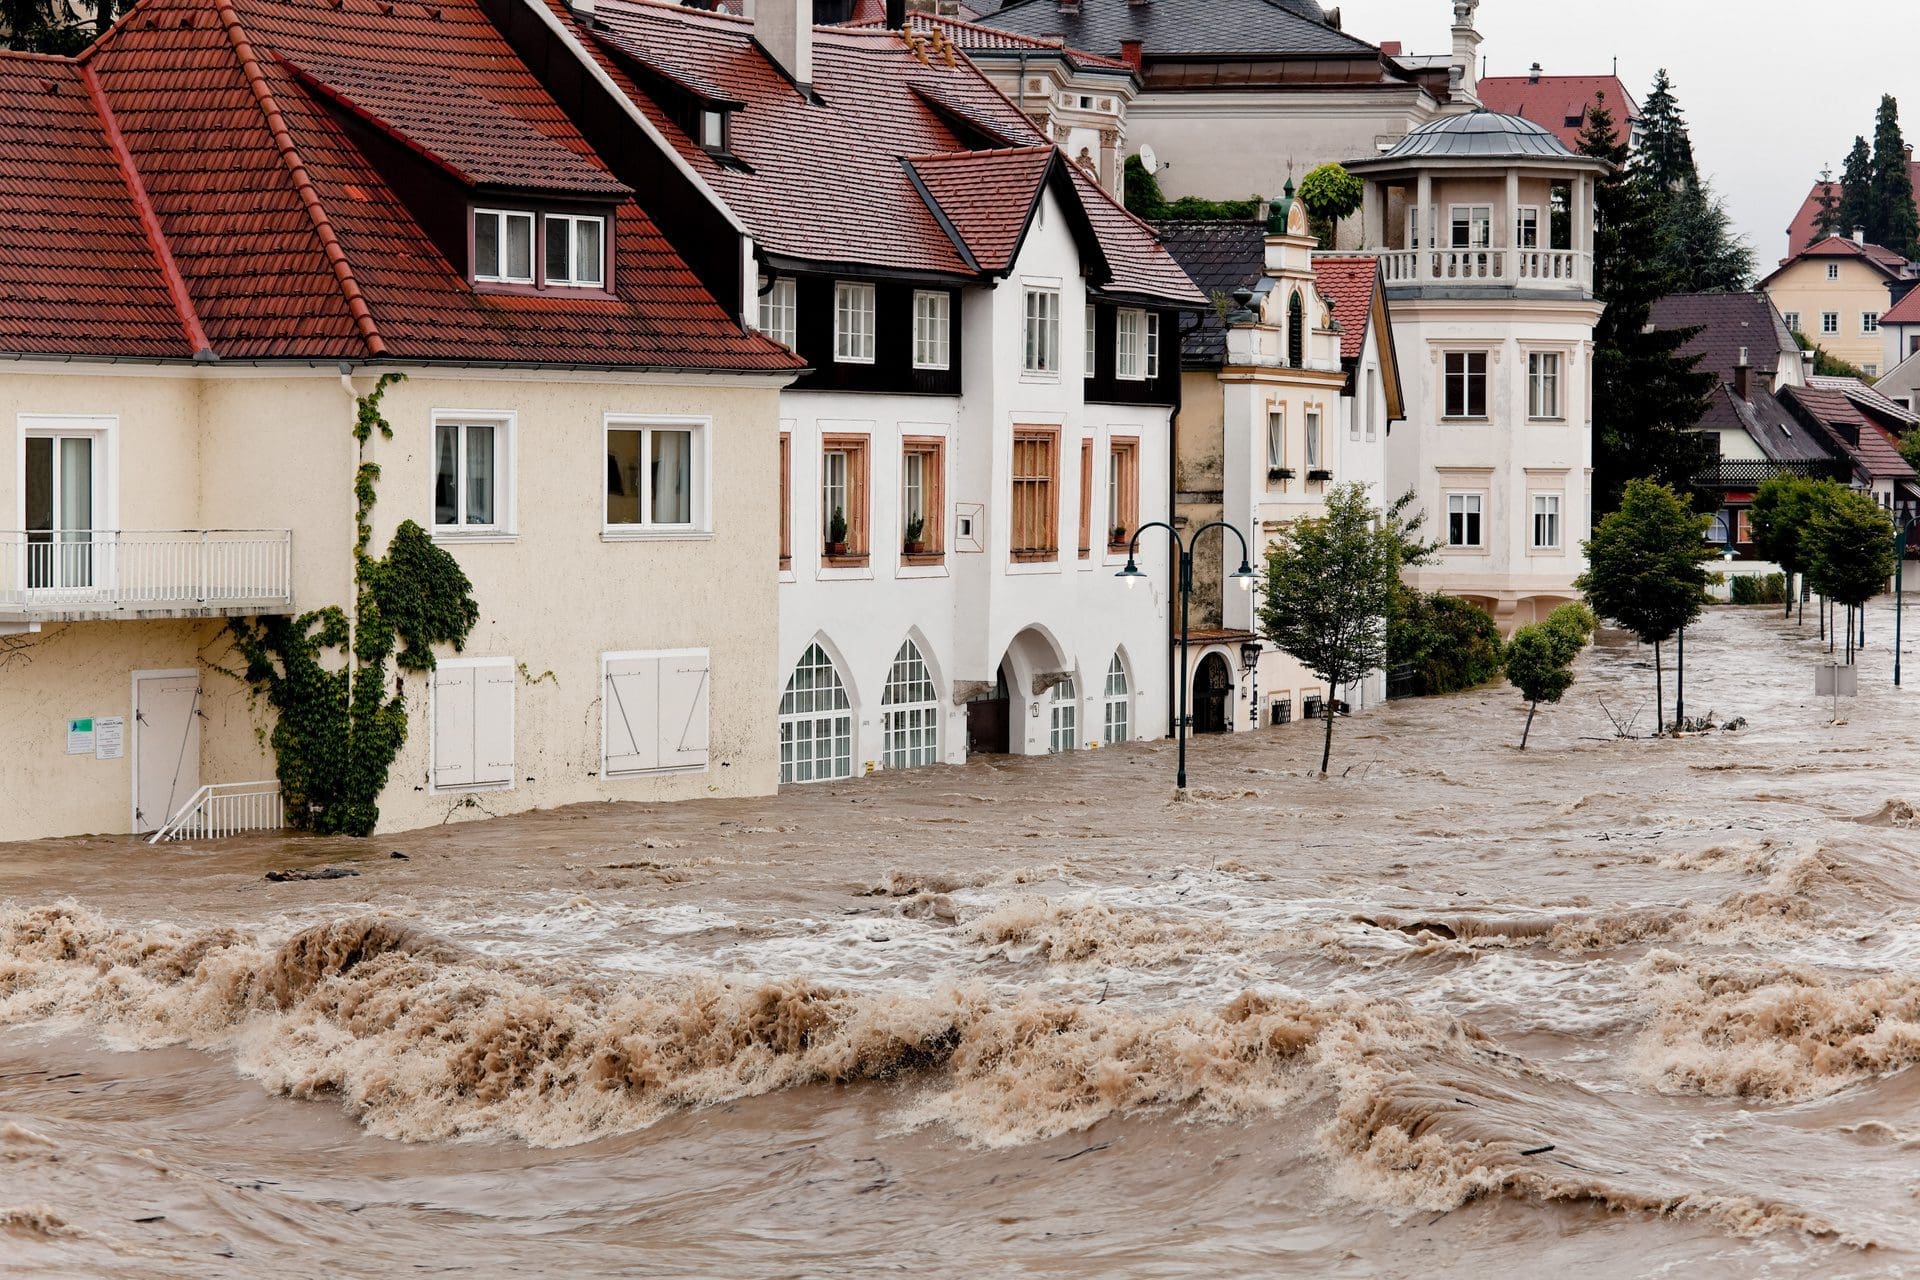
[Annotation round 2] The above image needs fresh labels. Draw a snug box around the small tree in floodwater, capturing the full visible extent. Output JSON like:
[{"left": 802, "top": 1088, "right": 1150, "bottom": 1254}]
[
  {"left": 1259, "top": 482, "right": 1400, "bottom": 774},
  {"left": 1576, "top": 479, "right": 1714, "bottom": 736},
  {"left": 1504, "top": 604, "right": 1596, "bottom": 749},
  {"left": 1803, "top": 486, "right": 1897, "bottom": 664},
  {"left": 1750, "top": 474, "right": 1823, "bottom": 621}
]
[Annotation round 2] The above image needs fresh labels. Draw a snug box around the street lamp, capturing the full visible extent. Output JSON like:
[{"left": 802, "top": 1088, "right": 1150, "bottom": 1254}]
[
  {"left": 1118, "top": 520, "right": 1258, "bottom": 789},
  {"left": 1240, "top": 638, "right": 1265, "bottom": 730}
]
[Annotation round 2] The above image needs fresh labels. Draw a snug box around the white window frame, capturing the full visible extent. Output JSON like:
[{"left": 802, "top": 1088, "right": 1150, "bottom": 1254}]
[
  {"left": 430, "top": 411, "right": 515, "bottom": 539},
  {"left": 1862, "top": 311, "right": 1881, "bottom": 335},
  {"left": 1527, "top": 351, "right": 1562, "bottom": 421},
  {"left": 1049, "top": 676, "right": 1078, "bottom": 753},
  {"left": 1084, "top": 304, "right": 1096, "bottom": 377},
  {"left": 700, "top": 109, "right": 726, "bottom": 150},
  {"left": 1305, "top": 409, "right": 1322, "bottom": 471},
  {"left": 834, "top": 281, "right": 876, "bottom": 364},
  {"left": 758, "top": 276, "right": 797, "bottom": 348},
  {"left": 603, "top": 414, "right": 712, "bottom": 538},
  {"left": 1024, "top": 286, "right": 1061, "bottom": 375},
  {"left": 473, "top": 208, "right": 534, "bottom": 284},
  {"left": 881, "top": 639, "right": 940, "bottom": 770},
  {"left": 1102, "top": 654, "right": 1130, "bottom": 746},
  {"left": 780, "top": 642, "right": 854, "bottom": 783},
  {"left": 602, "top": 648, "right": 711, "bottom": 778},
  {"left": 1116, "top": 308, "right": 1147, "bottom": 380},
  {"left": 1446, "top": 491, "right": 1485, "bottom": 548},
  {"left": 543, "top": 213, "right": 605, "bottom": 289},
  {"left": 18, "top": 414, "right": 116, "bottom": 594},
  {"left": 1783, "top": 311, "right": 1800, "bottom": 334},
  {"left": 430, "top": 655, "right": 515, "bottom": 793},
  {"left": 912, "top": 290, "right": 951, "bottom": 370},
  {"left": 1822, "top": 312, "right": 1840, "bottom": 336},
  {"left": 1530, "top": 492, "right": 1563, "bottom": 550},
  {"left": 1516, "top": 205, "right": 1540, "bottom": 249},
  {"left": 1266, "top": 407, "right": 1286, "bottom": 471},
  {"left": 1146, "top": 313, "right": 1161, "bottom": 378},
  {"left": 1448, "top": 204, "right": 1492, "bottom": 249},
  {"left": 1828, "top": 262, "right": 1841, "bottom": 281}
]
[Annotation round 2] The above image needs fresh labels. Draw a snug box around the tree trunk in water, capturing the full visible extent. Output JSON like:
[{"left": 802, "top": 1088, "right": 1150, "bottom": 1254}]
[
  {"left": 1520, "top": 701, "right": 1537, "bottom": 750},
  {"left": 1653, "top": 640, "right": 1664, "bottom": 737},
  {"left": 1786, "top": 573, "right": 1795, "bottom": 619},
  {"left": 1319, "top": 703, "right": 1334, "bottom": 774}
]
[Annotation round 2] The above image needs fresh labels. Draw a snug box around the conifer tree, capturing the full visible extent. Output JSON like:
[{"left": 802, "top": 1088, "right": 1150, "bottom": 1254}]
[
  {"left": 1809, "top": 167, "right": 1842, "bottom": 246},
  {"left": 1636, "top": 69, "right": 1695, "bottom": 194},
  {"left": 1632, "top": 72, "right": 1753, "bottom": 291},
  {"left": 1582, "top": 93, "right": 1716, "bottom": 512},
  {"left": 1870, "top": 95, "right": 1919, "bottom": 259},
  {"left": 1837, "top": 136, "right": 1875, "bottom": 241}
]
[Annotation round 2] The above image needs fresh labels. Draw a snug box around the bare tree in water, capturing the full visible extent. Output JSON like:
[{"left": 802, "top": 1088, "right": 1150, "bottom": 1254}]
[{"left": 1259, "top": 483, "right": 1398, "bottom": 774}]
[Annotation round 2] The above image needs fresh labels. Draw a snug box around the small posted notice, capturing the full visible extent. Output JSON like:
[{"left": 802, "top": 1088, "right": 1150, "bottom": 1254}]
[
  {"left": 66, "top": 718, "right": 95, "bottom": 755},
  {"left": 94, "top": 717, "right": 125, "bottom": 762}
]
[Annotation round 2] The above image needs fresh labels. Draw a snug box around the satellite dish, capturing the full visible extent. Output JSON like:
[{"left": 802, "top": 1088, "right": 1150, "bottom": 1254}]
[{"left": 1138, "top": 144, "right": 1160, "bottom": 175}]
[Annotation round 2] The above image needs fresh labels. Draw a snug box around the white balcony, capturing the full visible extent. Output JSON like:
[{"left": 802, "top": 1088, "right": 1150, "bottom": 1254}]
[
  {"left": 1379, "top": 248, "right": 1590, "bottom": 292},
  {"left": 0, "top": 530, "right": 293, "bottom": 621}
]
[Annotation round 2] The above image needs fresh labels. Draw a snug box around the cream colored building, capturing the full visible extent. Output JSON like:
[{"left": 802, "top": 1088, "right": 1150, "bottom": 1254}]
[{"left": 1762, "top": 234, "right": 1917, "bottom": 379}]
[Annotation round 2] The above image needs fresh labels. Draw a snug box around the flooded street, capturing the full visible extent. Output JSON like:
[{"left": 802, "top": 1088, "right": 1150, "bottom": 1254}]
[{"left": 3, "top": 605, "right": 1919, "bottom": 1278}]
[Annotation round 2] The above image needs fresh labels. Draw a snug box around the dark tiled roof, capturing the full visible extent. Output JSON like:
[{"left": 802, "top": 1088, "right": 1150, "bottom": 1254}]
[
  {"left": 55, "top": 0, "right": 798, "bottom": 369},
  {"left": 0, "top": 54, "right": 195, "bottom": 358},
  {"left": 976, "top": 0, "right": 1374, "bottom": 59},
  {"left": 1781, "top": 384, "right": 1917, "bottom": 481},
  {"left": 1155, "top": 219, "right": 1265, "bottom": 363},
  {"left": 1312, "top": 255, "right": 1378, "bottom": 363},
  {"left": 1476, "top": 75, "right": 1639, "bottom": 152},
  {"left": 280, "top": 52, "right": 634, "bottom": 197},
  {"left": 844, "top": 12, "right": 1135, "bottom": 72},
  {"left": 1649, "top": 292, "right": 1796, "bottom": 385},
  {"left": 1717, "top": 387, "right": 1832, "bottom": 464},
  {"left": 1373, "top": 109, "right": 1576, "bottom": 161}
]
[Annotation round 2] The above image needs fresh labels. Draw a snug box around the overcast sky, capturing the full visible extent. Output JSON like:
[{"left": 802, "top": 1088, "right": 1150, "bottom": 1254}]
[{"left": 1349, "top": 0, "right": 1918, "bottom": 270}]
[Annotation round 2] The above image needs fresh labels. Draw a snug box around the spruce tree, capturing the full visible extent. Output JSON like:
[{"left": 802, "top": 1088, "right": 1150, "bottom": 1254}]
[
  {"left": 1809, "top": 167, "right": 1842, "bottom": 247},
  {"left": 1837, "top": 136, "right": 1874, "bottom": 241},
  {"left": 1635, "top": 72, "right": 1753, "bottom": 293},
  {"left": 1636, "top": 69, "right": 1695, "bottom": 194},
  {"left": 1870, "top": 95, "right": 1919, "bottom": 259},
  {"left": 1582, "top": 93, "right": 1716, "bottom": 512}
]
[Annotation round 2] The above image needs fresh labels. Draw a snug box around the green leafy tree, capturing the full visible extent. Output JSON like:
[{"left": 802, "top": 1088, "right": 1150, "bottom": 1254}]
[
  {"left": 1576, "top": 478, "right": 1715, "bottom": 735},
  {"left": 229, "top": 375, "right": 479, "bottom": 835},
  {"left": 1750, "top": 474, "right": 1825, "bottom": 619},
  {"left": 1259, "top": 482, "right": 1400, "bottom": 774},
  {"left": 1837, "top": 136, "right": 1875, "bottom": 241},
  {"left": 1804, "top": 487, "right": 1898, "bottom": 664},
  {"left": 1897, "top": 426, "right": 1920, "bottom": 472},
  {"left": 1505, "top": 603, "right": 1596, "bottom": 749},
  {"left": 1871, "top": 95, "right": 1919, "bottom": 259},
  {"left": 1388, "top": 592, "right": 1504, "bottom": 697},
  {"left": 1124, "top": 155, "right": 1167, "bottom": 220},
  {"left": 1809, "top": 167, "right": 1842, "bottom": 247},
  {"left": 1298, "top": 162, "right": 1364, "bottom": 247},
  {"left": 1582, "top": 93, "right": 1717, "bottom": 512},
  {"left": 0, "top": 0, "right": 89, "bottom": 50}
]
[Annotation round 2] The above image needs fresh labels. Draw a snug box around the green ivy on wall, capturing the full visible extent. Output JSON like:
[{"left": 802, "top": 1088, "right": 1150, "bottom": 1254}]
[{"left": 230, "top": 372, "right": 479, "bottom": 836}]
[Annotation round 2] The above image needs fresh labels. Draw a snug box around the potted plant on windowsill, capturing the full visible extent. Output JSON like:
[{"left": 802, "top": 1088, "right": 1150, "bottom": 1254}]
[
  {"left": 1268, "top": 466, "right": 1295, "bottom": 481},
  {"left": 1110, "top": 524, "right": 1129, "bottom": 550},
  {"left": 826, "top": 507, "right": 849, "bottom": 557},
  {"left": 903, "top": 513, "right": 926, "bottom": 555}
]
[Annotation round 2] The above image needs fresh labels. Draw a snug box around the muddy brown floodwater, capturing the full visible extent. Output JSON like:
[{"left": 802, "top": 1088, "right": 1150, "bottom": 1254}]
[{"left": 3, "top": 606, "right": 1919, "bottom": 1278}]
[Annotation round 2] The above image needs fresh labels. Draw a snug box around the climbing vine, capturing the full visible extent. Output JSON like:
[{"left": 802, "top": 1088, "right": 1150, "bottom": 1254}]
[{"left": 229, "top": 373, "right": 479, "bottom": 836}]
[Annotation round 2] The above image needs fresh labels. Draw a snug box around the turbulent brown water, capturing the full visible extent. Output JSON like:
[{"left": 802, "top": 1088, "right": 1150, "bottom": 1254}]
[{"left": 4, "top": 607, "right": 1919, "bottom": 1277}]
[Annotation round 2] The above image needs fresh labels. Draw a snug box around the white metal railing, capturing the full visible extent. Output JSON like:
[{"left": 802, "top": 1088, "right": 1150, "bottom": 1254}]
[
  {"left": 147, "top": 781, "right": 284, "bottom": 844},
  {"left": 1378, "top": 248, "right": 1590, "bottom": 289},
  {"left": 0, "top": 530, "right": 291, "bottom": 614}
]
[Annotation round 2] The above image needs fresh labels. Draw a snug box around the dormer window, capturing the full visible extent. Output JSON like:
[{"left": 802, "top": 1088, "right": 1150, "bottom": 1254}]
[
  {"left": 700, "top": 109, "right": 726, "bottom": 151},
  {"left": 475, "top": 209, "right": 535, "bottom": 284},
  {"left": 544, "top": 214, "right": 605, "bottom": 288},
  {"left": 472, "top": 206, "right": 609, "bottom": 292}
]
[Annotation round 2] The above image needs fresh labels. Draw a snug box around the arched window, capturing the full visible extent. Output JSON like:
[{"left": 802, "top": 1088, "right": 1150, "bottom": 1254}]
[
  {"left": 779, "top": 643, "right": 852, "bottom": 783},
  {"left": 1049, "top": 677, "right": 1078, "bottom": 754},
  {"left": 882, "top": 639, "right": 939, "bottom": 770},
  {"left": 1287, "top": 291, "right": 1305, "bottom": 368},
  {"left": 1103, "top": 654, "right": 1130, "bottom": 745}
]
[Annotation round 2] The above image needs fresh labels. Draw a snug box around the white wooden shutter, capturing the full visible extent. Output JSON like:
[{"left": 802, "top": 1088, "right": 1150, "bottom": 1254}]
[
  {"left": 658, "top": 652, "right": 710, "bottom": 769},
  {"left": 603, "top": 656, "right": 661, "bottom": 775},
  {"left": 472, "top": 661, "right": 515, "bottom": 786},
  {"left": 432, "top": 666, "right": 475, "bottom": 788}
]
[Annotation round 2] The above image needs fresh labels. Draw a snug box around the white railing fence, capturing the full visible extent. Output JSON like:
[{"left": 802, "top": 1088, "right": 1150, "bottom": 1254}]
[
  {"left": 1377, "top": 249, "right": 1590, "bottom": 289},
  {"left": 148, "top": 781, "right": 285, "bottom": 844},
  {"left": 0, "top": 530, "right": 292, "bottom": 612}
]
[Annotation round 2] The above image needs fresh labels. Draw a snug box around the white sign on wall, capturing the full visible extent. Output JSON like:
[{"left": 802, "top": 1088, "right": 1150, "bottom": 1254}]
[
  {"left": 94, "top": 717, "right": 125, "bottom": 762},
  {"left": 66, "top": 718, "right": 94, "bottom": 755}
]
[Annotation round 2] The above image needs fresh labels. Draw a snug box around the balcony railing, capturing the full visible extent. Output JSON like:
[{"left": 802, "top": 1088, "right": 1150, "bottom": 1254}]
[
  {"left": 148, "top": 781, "right": 285, "bottom": 844},
  {"left": 0, "top": 529, "right": 292, "bottom": 616},
  {"left": 1692, "top": 459, "right": 1850, "bottom": 488},
  {"left": 1379, "top": 248, "right": 1590, "bottom": 290}
]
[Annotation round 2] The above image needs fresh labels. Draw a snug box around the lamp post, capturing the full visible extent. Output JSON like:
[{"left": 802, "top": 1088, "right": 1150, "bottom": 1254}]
[
  {"left": 1897, "top": 517, "right": 1918, "bottom": 686},
  {"left": 1241, "top": 638, "right": 1265, "bottom": 729},
  {"left": 1118, "top": 521, "right": 1259, "bottom": 790}
]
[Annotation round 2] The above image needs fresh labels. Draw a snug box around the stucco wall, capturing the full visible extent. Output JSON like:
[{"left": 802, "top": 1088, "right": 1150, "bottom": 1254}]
[{"left": 1766, "top": 257, "right": 1899, "bottom": 375}]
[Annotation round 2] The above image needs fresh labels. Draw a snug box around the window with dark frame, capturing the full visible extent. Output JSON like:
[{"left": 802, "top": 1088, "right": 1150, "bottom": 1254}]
[{"left": 1444, "top": 351, "right": 1488, "bottom": 418}]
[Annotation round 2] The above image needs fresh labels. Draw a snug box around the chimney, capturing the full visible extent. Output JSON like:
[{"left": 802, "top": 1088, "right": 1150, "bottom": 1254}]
[
  {"left": 1119, "top": 38, "right": 1142, "bottom": 69},
  {"left": 1734, "top": 347, "right": 1751, "bottom": 401},
  {"left": 885, "top": 0, "right": 904, "bottom": 25},
  {"left": 1056, "top": 0, "right": 1079, "bottom": 13},
  {"left": 1528, "top": 61, "right": 1541, "bottom": 83},
  {"left": 1379, "top": 40, "right": 1401, "bottom": 56},
  {"left": 1855, "top": 227, "right": 1866, "bottom": 245},
  {"left": 1449, "top": 0, "right": 1481, "bottom": 106},
  {"left": 755, "top": 0, "right": 814, "bottom": 88}
]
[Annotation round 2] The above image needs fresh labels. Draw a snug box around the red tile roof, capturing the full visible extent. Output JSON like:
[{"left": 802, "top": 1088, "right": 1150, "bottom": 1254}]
[
  {"left": 1759, "top": 232, "right": 1913, "bottom": 287},
  {"left": 0, "top": 53, "right": 199, "bottom": 358},
  {"left": 1784, "top": 166, "right": 1920, "bottom": 260},
  {"left": 573, "top": 0, "right": 1198, "bottom": 303},
  {"left": 1781, "top": 384, "right": 1917, "bottom": 481},
  {"left": 4, "top": 0, "right": 798, "bottom": 370},
  {"left": 1476, "top": 75, "right": 1639, "bottom": 152},
  {"left": 1310, "top": 255, "right": 1378, "bottom": 362},
  {"left": 1883, "top": 287, "right": 1920, "bottom": 326}
]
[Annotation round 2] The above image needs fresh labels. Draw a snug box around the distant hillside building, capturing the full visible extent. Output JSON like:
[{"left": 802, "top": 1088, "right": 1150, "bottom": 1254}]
[{"left": 1760, "top": 234, "right": 1918, "bottom": 379}]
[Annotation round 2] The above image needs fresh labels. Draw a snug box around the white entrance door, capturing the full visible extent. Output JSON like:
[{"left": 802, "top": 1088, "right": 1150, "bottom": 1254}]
[{"left": 133, "top": 670, "right": 200, "bottom": 833}]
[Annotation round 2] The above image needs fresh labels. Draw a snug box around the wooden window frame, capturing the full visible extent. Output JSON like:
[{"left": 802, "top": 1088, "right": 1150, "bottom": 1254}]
[
  {"left": 1078, "top": 438, "right": 1094, "bottom": 560},
  {"left": 778, "top": 432, "right": 792, "bottom": 569},
  {"left": 1010, "top": 426, "right": 1060, "bottom": 562},
  {"left": 821, "top": 433, "right": 871, "bottom": 565},
  {"left": 900, "top": 436, "right": 946, "bottom": 564},
  {"left": 1108, "top": 437, "right": 1139, "bottom": 549}
]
